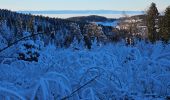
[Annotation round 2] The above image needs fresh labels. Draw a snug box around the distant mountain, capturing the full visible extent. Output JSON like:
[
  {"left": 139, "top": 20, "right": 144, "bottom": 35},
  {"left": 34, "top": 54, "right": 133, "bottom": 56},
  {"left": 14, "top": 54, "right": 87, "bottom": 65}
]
[
  {"left": 18, "top": 10, "right": 144, "bottom": 15},
  {"left": 67, "top": 15, "right": 116, "bottom": 22}
]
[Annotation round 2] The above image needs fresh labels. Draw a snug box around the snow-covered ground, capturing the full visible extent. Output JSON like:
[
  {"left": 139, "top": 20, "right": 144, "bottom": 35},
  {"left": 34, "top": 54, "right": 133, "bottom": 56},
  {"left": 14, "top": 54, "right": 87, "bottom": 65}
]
[{"left": 0, "top": 41, "right": 170, "bottom": 100}]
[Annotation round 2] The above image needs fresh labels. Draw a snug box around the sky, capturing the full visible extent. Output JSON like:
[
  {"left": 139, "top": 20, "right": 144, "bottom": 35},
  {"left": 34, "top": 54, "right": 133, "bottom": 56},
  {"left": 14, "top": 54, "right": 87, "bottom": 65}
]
[{"left": 0, "top": 0, "right": 170, "bottom": 11}]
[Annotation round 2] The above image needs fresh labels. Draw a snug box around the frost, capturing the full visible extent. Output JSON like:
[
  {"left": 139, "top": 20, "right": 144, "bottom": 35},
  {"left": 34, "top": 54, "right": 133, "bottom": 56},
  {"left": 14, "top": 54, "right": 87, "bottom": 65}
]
[
  {"left": 0, "top": 34, "right": 7, "bottom": 49},
  {"left": 0, "top": 82, "right": 25, "bottom": 100},
  {"left": 0, "top": 41, "right": 170, "bottom": 99},
  {"left": 31, "top": 72, "right": 71, "bottom": 100}
]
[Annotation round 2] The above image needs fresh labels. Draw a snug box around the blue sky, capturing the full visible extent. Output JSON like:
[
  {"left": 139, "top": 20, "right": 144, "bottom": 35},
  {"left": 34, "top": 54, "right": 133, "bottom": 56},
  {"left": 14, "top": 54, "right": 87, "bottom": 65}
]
[{"left": 0, "top": 0, "right": 169, "bottom": 11}]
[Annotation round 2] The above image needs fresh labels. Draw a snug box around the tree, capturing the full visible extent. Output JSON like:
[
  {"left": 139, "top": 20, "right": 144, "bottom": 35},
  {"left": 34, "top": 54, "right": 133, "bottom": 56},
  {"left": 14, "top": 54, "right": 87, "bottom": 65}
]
[
  {"left": 69, "top": 23, "right": 83, "bottom": 42},
  {"left": 84, "top": 35, "right": 92, "bottom": 49},
  {"left": 28, "top": 16, "right": 35, "bottom": 34},
  {"left": 0, "top": 20, "right": 13, "bottom": 44},
  {"left": 118, "top": 15, "right": 140, "bottom": 45},
  {"left": 83, "top": 23, "right": 107, "bottom": 49},
  {"left": 146, "top": 2, "right": 159, "bottom": 43},
  {"left": 160, "top": 6, "right": 170, "bottom": 43}
]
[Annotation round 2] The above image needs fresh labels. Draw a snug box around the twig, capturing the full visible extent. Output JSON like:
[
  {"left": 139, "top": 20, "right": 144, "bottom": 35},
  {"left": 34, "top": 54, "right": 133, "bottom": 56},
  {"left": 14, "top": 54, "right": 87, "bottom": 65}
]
[
  {"left": 61, "top": 75, "right": 100, "bottom": 100},
  {"left": 0, "top": 32, "right": 44, "bottom": 53}
]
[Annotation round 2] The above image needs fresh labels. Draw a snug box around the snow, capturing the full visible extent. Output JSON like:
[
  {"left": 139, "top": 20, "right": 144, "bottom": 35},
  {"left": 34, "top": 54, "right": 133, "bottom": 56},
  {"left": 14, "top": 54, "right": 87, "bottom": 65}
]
[
  {"left": 23, "top": 32, "right": 31, "bottom": 37},
  {"left": 0, "top": 41, "right": 170, "bottom": 99},
  {"left": 0, "top": 34, "right": 7, "bottom": 49},
  {"left": 95, "top": 20, "right": 118, "bottom": 27}
]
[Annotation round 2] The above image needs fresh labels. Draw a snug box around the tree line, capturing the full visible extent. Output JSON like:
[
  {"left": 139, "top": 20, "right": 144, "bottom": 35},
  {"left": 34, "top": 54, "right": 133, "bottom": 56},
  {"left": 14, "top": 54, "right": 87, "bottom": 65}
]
[{"left": 0, "top": 9, "right": 116, "bottom": 50}]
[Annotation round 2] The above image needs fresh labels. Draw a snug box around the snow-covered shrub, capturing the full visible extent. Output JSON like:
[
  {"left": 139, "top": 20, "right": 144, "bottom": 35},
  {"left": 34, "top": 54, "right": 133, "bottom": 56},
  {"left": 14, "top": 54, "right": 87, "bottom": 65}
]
[
  {"left": 0, "top": 34, "right": 12, "bottom": 63},
  {"left": 0, "top": 41, "right": 170, "bottom": 99},
  {"left": 17, "top": 32, "right": 43, "bottom": 62},
  {"left": 70, "top": 37, "right": 85, "bottom": 50},
  {"left": 0, "top": 33, "right": 7, "bottom": 49},
  {"left": 31, "top": 72, "right": 72, "bottom": 100},
  {"left": 0, "top": 86, "right": 25, "bottom": 100},
  {"left": 18, "top": 40, "right": 40, "bottom": 62}
]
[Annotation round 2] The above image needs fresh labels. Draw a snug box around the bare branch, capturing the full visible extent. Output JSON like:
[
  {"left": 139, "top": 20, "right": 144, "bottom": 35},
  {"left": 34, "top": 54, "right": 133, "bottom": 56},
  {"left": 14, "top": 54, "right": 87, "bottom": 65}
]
[{"left": 61, "top": 75, "right": 100, "bottom": 100}]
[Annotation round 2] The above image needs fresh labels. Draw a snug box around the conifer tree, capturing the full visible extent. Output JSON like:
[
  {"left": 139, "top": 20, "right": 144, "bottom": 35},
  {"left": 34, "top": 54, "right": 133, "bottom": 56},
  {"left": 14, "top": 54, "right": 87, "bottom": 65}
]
[
  {"left": 146, "top": 2, "right": 159, "bottom": 43},
  {"left": 28, "top": 16, "right": 35, "bottom": 34},
  {"left": 163, "top": 6, "right": 170, "bottom": 42},
  {"left": 159, "top": 6, "right": 170, "bottom": 43}
]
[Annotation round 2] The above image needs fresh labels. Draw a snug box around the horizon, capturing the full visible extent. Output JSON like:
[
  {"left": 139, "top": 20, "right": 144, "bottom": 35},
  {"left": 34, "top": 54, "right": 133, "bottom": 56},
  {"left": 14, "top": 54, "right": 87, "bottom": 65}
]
[
  {"left": 1, "top": 9, "right": 145, "bottom": 18},
  {"left": 17, "top": 10, "right": 144, "bottom": 18},
  {"left": 17, "top": 10, "right": 144, "bottom": 12},
  {"left": 17, "top": 10, "right": 144, "bottom": 14}
]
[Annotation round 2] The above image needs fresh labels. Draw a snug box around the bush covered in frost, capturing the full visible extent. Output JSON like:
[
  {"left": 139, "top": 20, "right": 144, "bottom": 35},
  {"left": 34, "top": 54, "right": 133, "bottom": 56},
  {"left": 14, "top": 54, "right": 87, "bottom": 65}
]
[
  {"left": 17, "top": 32, "right": 44, "bottom": 62},
  {"left": 0, "top": 41, "right": 170, "bottom": 100}
]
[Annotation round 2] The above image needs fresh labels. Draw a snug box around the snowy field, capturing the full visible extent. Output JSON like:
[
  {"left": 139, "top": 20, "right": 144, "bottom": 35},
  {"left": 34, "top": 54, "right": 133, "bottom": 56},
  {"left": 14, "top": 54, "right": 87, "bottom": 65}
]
[{"left": 0, "top": 41, "right": 170, "bottom": 100}]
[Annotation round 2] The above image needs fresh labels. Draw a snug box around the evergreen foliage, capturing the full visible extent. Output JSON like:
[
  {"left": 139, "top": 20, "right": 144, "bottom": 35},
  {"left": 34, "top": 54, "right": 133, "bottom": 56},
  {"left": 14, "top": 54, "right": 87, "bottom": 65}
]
[
  {"left": 146, "top": 3, "right": 159, "bottom": 43},
  {"left": 159, "top": 6, "right": 170, "bottom": 43}
]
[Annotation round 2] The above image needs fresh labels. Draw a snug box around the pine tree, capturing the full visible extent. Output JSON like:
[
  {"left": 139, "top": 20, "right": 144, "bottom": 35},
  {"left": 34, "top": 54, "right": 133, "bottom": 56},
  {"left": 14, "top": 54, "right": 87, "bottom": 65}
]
[
  {"left": 28, "top": 16, "right": 35, "bottom": 34},
  {"left": 163, "top": 6, "right": 170, "bottom": 42},
  {"left": 84, "top": 35, "right": 92, "bottom": 49},
  {"left": 159, "top": 6, "right": 170, "bottom": 43},
  {"left": 0, "top": 16, "right": 2, "bottom": 21},
  {"left": 158, "top": 16, "right": 166, "bottom": 41},
  {"left": 147, "top": 3, "right": 159, "bottom": 43}
]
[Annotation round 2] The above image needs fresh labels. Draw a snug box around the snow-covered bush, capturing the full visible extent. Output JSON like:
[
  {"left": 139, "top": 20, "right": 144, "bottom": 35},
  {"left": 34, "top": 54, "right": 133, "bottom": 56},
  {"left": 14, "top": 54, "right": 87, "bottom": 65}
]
[
  {"left": 17, "top": 32, "right": 43, "bottom": 62},
  {"left": 0, "top": 41, "right": 170, "bottom": 99},
  {"left": 0, "top": 33, "right": 7, "bottom": 49},
  {"left": 31, "top": 72, "right": 72, "bottom": 100},
  {"left": 18, "top": 40, "right": 40, "bottom": 62},
  {"left": 70, "top": 37, "right": 85, "bottom": 50}
]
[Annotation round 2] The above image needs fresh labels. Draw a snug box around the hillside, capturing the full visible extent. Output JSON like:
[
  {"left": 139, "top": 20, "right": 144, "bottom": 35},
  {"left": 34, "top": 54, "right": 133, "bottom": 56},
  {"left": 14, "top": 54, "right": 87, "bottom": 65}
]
[
  {"left": 0, "top": 9, "right": 116, "bottom": 49},
  {"left": 67, "top": 15, "right": 116, "bottom": 22}
]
